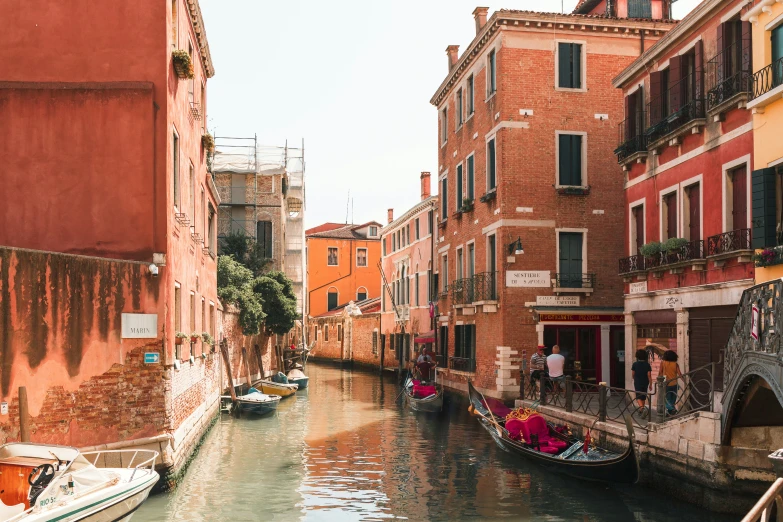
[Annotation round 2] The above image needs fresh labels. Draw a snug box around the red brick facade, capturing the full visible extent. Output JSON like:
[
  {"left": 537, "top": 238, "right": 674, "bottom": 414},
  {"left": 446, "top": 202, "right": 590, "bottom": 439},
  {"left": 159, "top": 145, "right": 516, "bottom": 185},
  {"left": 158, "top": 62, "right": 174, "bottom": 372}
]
[{"left": 310, "top": 300, "right": 381, "bottom": 369}]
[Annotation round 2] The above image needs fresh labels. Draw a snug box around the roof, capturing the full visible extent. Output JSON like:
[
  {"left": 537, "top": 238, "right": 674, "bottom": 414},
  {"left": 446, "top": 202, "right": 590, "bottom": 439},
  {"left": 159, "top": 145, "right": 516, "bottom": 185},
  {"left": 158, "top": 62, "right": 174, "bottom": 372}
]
[
  {"left": 305, "top": 223, "right": 345, "bottom": 235},
  {"left": 306, "top": 222, "right": 383, "bottom": 240},
  {"left": 186, "top": 0, "right": 215, "bottom": 78},
  {"left": 382, "top": 196, "right": 438, "bottom": 235},
  {"left": 572, "top": 0, "right": 604, "bottom": 14},
  {"left": 313, "top": 297, "right": 382, "bottom": 318}
]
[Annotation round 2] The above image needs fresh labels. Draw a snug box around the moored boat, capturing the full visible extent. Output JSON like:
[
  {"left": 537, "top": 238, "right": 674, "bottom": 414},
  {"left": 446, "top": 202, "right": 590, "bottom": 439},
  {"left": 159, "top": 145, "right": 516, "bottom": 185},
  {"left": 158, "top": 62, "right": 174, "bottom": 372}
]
[
  {"left": 467, "top": 381, "right": 639, "bottom": 484},
  {"left": 286, "top": 368, "right": 309, "bottom": 390},
  {"left": 252, "top": 379, "right": 299, "bottom": 397},
  {"left": 404, "top": 376, "right": 444, "bottom": 413},
  {"left": 236, "top": 389, "right": 282, "bottom": 415},
  {"left": 1, "top": 442, "right": 158, "bottom": 521}
]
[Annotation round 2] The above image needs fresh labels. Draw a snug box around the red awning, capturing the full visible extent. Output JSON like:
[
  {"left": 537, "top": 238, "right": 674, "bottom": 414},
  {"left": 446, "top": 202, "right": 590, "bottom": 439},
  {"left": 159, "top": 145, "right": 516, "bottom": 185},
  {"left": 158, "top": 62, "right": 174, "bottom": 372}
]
[{"left": 414, "top": 330, "right": 435, "bottom": 343}]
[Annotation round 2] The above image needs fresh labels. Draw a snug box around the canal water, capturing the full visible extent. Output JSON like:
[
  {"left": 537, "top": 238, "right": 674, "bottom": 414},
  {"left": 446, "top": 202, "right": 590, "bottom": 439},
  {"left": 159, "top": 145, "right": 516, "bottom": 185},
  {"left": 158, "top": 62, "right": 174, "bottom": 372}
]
[{"left": 134, "top": 363, "right": 733, "bottom": 521}]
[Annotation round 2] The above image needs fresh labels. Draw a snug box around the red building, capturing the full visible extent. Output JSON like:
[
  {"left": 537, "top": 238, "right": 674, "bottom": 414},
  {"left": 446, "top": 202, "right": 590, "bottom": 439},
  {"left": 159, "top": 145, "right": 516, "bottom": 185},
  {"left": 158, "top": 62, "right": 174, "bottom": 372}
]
[
  {"left": 614, "top": 0, "right": 755, "bottom": 390},
  {"left": 430, "top": 6, "right": 674, "bottom": 398},
  {"left": 0, "top": 0, "right": 222, "bottom": 478}
]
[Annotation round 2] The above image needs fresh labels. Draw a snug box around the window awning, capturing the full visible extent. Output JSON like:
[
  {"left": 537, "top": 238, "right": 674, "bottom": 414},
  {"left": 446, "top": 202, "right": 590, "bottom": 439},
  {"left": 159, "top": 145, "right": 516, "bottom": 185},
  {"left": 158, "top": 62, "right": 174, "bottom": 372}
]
[{"left": 414, "top": 331, "right": 435, "bottom": 343}]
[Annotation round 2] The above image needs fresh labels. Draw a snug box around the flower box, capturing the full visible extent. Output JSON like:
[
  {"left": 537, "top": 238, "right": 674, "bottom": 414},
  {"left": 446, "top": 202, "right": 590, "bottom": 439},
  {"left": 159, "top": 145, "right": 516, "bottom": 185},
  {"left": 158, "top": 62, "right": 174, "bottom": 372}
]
[{"left": 172, "top": 50, "right": 194, "bottom": 79}]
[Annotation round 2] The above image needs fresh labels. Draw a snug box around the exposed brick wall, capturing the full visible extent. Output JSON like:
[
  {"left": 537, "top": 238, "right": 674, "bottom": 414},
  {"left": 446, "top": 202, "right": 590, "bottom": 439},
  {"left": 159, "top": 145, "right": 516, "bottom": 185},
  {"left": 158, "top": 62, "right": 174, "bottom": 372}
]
[
  {"left": 349, "top": 313, "right": 381, "bottom": 367},
  {"left": 309, "top": 313, "right": 380, "bottom": 367},
  {"left": 219, "top": 308, "right": 278, "bottom": 384}
]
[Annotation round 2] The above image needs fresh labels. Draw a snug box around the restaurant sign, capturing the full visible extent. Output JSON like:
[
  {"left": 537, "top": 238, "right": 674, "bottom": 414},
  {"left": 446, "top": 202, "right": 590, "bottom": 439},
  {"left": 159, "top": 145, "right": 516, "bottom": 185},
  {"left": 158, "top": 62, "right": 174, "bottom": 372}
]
[
  {"left": 506, "top": 271, "right": 550, "bottom": 288},
  {"left": 121, "top": 313, "right": 158, "bottom": 339},
  {"left": 538, "top": 313, "right": 624, "bottom": 322}
]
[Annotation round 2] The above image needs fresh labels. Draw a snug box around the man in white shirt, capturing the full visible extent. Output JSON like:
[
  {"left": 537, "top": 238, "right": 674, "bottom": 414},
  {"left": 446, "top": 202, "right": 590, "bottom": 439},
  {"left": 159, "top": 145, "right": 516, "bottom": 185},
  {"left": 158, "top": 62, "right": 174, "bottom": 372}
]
[{"left": 546, "top": 345, "right": 566, "bottom": 392}]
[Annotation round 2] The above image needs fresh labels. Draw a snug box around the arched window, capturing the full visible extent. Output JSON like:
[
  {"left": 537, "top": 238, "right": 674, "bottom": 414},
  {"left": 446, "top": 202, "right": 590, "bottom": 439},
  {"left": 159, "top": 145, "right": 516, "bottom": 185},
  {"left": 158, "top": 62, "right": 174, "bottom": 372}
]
[
  {"left": 357, "top": 287, "right": 368, "bottom": 302},
  {"left": 401, "top": 267, "right": 406, "bottom": 304},
  {"left": 327, "top": 287, "right": 338, "bottom": 311}
]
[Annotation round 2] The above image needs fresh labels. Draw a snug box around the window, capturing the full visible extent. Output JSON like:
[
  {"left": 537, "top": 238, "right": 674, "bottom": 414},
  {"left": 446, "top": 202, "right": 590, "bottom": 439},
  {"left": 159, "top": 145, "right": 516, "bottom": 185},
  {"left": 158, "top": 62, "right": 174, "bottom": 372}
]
[
  {"left": 628, "top": 0, "right": 652, "bottom": 18},
  {"left": 684, "top": 183, "right": 701, "bottom": 241},
  {"left": 441, "top": 177, "right": 448, "bottom": 219},
  {"left": 356, "top": 248, "right": 368, "bottom": 267},
  {"left": 456, "top": 164, "right": 463, "bottom": 210},
  {"left": 467, "top": 75, "right": 474, "bottom": 115},
  {"left": 397, "top": 230, "right": 401, "bottom": 249},
  {"left": 370, "top": 226, "right": 378, "bottom": 236},
  {"left": 487, "top": 49, "right": 497, "bottom": 96},
  {"left": 200, "top": 83, "right": 206, "bottom": 131},
  {"left": 257, "top": 221, "right": 273, "bottom": 258},
  {"left": 487, "top": 235, "right": 497, "bottom": 299},
  {"left": 455, "top": 324, "right": 476, "bottom": 363},
  {"left": 466, "top": 155, "right": 475, "bottom": 200},
  {"left": 427, "top": 268, "right": 433, "bottom": 301},
  {"left": 415, "top": 274, "right": 420, "bottom": 306},
  {"left": 468, "top": 243, "right": 475, "bottom": 278},
  {"left": 728, "top": 164, "right": 748, "bottom": 231},
  {"left": 209, "top": 303, "right": 215, "bottom": 337},
  {"left": 382, "top": 238, "right": 387, "bottom": 256},
  {"left": 188, "top": 41, "right": 195, "bottom": 104},
  {"left": 440, "top": 326, "right": 449, "bottom": 359},
  {"left": 325, "top": 325, "right": 329, "bottom": 342},
  {"left": 392, "top": 234, "right": 396, "bottom": 252},
  {"left": 327, "top": 290, "right": 338, "bottom": 311},
  {"left": 557, "top": 42, "right": 583, "bottom": 89},
  {"left": 487, "top": 139, "right": 496, "bottom": 191},
  {"left": 662, "top": 192, "right": 678, "bottom": 241},
  {"left": 631, "top": 204, "right": 645, "bottom": 254},
  {"left": 189, "top": 291, "right": 195, "bottom": 359},
  {"left": 171, "top": 0, "right": 178, "bottom": 48},
  {"left": 456, "top": 248, "right": 464, "bottom": 280},
  {"left": 407, "top": 224, "right": 411, "bottom": 245},
  {"left": 415, "top": 218, "right": 420, "bottom": 240},
  {"left": 558, "top": 232, "right": 584, "bottom": 288},
  {"left": 402, "top": 228, "right": 406, "bottom": 247},
  {"left": 201, "top": 188, "right": 206, "bottom": 237},
  {"left": 174, "top": 283, "right": 181, "bottom": 359},
  {"left": 338, "top": 324, "right": 343, "bottom": 341},
  {"left": 327, "top": 247, "right": 338, "bottom": 266},
  {"left": 207, "top": 205, "right": 215, "bottom": 252},
  {"left": 428, "top": 210, "right": 433, "bottom": 233},
  {"left": 188, "top": 165, "right": 196, "bottom": 222},
  {"left": 441, "top": 107, "right": 448, "bottom": 144},
  {"left": 441, "top": 254, "right": 449, "bottom": 292},
  {"left": 200, "top": 298, "right": 205, "bottom": 356},
  {"left": 357, "top": 288, "right": 368, "bottom": 301},
  {"left": 457, "top": 88, "right": 463, "bottom": 127},
  {"left": 173, "top": 131, "right": 180, "bottom": 208},
  {"left": 558, "top": 134, "right": 583, "bottom": 187}
]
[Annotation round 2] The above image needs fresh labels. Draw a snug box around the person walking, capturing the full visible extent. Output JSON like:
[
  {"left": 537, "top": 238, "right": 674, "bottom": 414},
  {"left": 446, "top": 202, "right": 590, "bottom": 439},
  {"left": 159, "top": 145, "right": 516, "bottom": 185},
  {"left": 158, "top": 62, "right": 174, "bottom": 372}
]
[
  {"left": 631, "top": 349, "right": 652, "bottom": 418},
  {"left": 530, "top": 345, "right": 547, "bottom": 391},
  {"left": 659, "top": 349, "right": 682, "bottom": 415}
]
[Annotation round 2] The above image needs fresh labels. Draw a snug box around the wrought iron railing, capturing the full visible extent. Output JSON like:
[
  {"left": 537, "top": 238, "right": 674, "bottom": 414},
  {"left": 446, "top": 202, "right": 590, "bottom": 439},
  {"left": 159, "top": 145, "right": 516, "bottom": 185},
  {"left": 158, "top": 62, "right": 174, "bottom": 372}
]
[
  {"left": 554, "top": 273, "right": 595, "bottom": 289},
  {"left": 706, "top": 228, "right": 752, "bottom": 256},
  {"left": 643, "top": 239, "right": 705, "bottom": 269},
  {"left": 451, "top": 277, "right": 474, "bottom": 305},
  {"left": 449, "top": 357, "right": 476, "bottom": 372},
  {"left": 615, "top": 112, "right": 648, "bottom": 161},
  {"left": 646, "top": 72, "right": 705, "bottom": 142},
  {"left": 752, "top": 56, "right": 783, "bottom": 99},
  {"left": 706, "top": 39, "right": 752, "bottom": 111},
  {"left": 656, "top": 361, "right": 717, "bottom": 422},
  {"left": 619, "top": 254, "right": 645, "bottom": 274},
  {"left": 451, "top": 272, "right": 498, "bottom": 304}
]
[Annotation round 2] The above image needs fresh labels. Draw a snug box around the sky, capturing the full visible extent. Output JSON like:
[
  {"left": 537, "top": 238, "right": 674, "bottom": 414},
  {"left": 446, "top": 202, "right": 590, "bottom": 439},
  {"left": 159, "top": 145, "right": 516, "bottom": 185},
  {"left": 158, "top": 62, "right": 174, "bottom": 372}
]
[{"left": 200, "top": 0, "right": 700, "bottom": 229}]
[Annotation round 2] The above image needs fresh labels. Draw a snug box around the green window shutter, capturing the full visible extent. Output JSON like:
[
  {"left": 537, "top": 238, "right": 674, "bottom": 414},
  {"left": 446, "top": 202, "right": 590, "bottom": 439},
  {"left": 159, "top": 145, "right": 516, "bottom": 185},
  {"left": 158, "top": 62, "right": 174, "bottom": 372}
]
[
  {"left": 558, "top": 43, "right": 571, "bottom": 88},
  {"left": 456, "top": 164, "right": 463, "bottom": 209},
  {"left": 467, "top": 156, "right": 474, "bottom": 199},
  {"left": 752, "top": 168, "right": 778, "bottom": 249},
  {"left": 572, "top": 135, "right": 582, "bottom": 186},
  {"left": 559, "top": 134, "right": 572, "bottom": 185},
  {"left": 488, "top": 140, "right": 496, "bottom": 189},
  {"left": 572, "top": 44, "right": 582, "bottom": 89}
]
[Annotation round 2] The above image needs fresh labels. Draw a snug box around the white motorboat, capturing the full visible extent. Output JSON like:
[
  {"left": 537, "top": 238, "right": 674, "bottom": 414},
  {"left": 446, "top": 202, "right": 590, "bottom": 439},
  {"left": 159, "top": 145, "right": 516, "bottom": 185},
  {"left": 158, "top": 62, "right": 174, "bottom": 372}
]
[{"left": 0, "top": 443, "right": 159, "bottom": 522}]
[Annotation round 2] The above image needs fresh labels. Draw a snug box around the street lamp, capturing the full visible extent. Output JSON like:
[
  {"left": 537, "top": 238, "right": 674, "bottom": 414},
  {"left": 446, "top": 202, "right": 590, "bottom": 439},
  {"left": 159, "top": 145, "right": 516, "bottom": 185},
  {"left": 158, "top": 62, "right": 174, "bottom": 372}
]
[{"left": 508, "top": 237, "right": 524, "bottom": 255}]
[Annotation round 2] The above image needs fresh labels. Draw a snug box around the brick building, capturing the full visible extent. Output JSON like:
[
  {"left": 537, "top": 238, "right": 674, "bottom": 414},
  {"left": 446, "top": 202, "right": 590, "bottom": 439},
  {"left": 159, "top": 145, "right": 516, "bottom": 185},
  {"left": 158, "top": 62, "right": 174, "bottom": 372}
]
[
  {"left": 306, "top": 222, "right": 383, "bottom": 317},
  {"left": 614, "top": 0, "right": 755, "bottom": 392},
  {"left": 310, "top": 298, "right": 381, "bottom": 367},
  {"left": 430, "top": 6, "right": 674, "bottom": 398},
  {"left": 0, "top": 0, "right": 222, "bottom": 480},
  {"left": 379, "top": 173, "right": 439, "bottom": 367}
]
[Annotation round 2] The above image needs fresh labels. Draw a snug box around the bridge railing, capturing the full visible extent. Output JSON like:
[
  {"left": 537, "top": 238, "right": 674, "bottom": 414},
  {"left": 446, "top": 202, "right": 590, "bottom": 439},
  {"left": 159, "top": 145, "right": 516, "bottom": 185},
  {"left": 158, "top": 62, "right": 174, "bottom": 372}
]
[
  {"left": 656, "top": 361, "right": 717, "bottom": 422},
  {"left": 741, "top": 449, "right": 783, "bottom": 522}
]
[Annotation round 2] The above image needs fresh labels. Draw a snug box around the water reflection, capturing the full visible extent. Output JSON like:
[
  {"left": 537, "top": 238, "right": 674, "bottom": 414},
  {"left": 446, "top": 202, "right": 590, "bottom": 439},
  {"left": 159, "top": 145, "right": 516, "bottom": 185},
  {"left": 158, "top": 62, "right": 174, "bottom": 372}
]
[{"left": 134, "top": 364, "right": 732, "bottom": 521}]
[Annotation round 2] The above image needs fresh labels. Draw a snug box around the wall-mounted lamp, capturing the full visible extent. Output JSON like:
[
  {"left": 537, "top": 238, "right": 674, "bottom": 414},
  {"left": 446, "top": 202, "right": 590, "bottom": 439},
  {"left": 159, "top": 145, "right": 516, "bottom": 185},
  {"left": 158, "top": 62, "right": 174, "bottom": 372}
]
[{"left": 508, "top": 237, "right": 524, "bottom": 255}]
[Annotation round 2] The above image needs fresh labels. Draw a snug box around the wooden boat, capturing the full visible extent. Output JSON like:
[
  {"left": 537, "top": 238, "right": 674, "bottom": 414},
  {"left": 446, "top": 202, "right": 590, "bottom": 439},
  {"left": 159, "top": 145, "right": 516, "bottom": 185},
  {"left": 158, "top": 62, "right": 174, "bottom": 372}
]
[
  {"left": 467, "top": 381, "right": 639, "bottom": 484},
  {"left": 252, "top": 379, "right": 298, "bottom": 397},
  {"left": 235, "top": 389, "right": 281, "bottom": 415},
  {"left": 286, "top": 368, "right": 309, "bottom": 390},
  {"left": 1, "top": 442, "right": 158, "bottom": 521},
  {"left": 404, "top": 376, "right": 444, "bottom": 413}
]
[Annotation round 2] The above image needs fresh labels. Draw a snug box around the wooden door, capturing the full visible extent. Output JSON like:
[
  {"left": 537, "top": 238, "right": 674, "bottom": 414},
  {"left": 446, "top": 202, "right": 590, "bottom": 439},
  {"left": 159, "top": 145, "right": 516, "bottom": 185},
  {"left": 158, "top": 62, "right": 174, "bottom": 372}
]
[
  {"left": 688, "top": 184, "right": 700, "bottom": 240},
  {"left": 666, "top": 193, "right": 678, "bottom": 239},
  {"left": 732, "top": 166, "right": 748, "bottom": 230}
]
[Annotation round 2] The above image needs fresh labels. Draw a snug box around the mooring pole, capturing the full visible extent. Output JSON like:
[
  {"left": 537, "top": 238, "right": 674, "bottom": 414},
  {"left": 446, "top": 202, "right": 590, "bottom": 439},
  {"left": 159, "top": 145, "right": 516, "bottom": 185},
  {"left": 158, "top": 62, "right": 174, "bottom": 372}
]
[
  {"left": 18, "top": 386, "right": 30, "bottom": 442},
  {"left": 220, "top": 342, "right": 237, "bottom": 402}
]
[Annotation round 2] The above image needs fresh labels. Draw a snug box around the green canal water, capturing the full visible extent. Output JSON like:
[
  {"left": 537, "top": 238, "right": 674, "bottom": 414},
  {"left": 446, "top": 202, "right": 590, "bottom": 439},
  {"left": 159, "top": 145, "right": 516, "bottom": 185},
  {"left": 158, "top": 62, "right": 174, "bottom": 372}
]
[{"left": 134, "top": 363, "right": 733, "bottom": 521}]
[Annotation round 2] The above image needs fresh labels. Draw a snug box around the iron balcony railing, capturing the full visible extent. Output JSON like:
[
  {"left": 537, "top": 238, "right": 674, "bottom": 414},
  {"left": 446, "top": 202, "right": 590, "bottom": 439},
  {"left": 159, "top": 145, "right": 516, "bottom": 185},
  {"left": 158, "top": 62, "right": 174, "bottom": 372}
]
[
  {"left": 706, "top": 39, "right": 752, "bottom": 111},
  {"left": 451, "top": 272, "right": 498, "bottom": 305},
  {"left": 449, "top": 356, "right": 476, "bottom": 372},
  {"left": 619, "top": 254, "right": 645, "bottom": 274},
  {"left": 615, "top": 112, "right": 648, "bottom": 161},
  {"left": 645, "top": 239, "right": 705, "bottom": 269},
  {"left": 752, "top": 56, "right": 783, "bottom": 99},
  {"left": 706, "top": 228, "right": 752, "bottom": 256},
  {"left": 451, "top": 276, "right": 474, "bottom": 305},
  {"left": 554, "top": 273, "right": 595, "bottom": 289},
  {"left": 646, "top": 72, "right": 705, "bottom": 143}
]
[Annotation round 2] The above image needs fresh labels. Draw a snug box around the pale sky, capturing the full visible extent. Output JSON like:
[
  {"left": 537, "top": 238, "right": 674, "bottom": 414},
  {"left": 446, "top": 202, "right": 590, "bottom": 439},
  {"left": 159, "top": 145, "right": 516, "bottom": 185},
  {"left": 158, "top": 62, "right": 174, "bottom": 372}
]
[{"left": 200, "top": 0, "right": 700, "bottom": 229}]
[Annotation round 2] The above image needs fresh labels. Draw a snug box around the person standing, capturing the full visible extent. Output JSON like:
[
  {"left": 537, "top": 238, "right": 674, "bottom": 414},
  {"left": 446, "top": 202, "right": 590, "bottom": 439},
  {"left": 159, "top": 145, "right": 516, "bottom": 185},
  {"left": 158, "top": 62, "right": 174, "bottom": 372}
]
[
  {"left": 631, "top": 349, "right": 652, "bottom": 418},
  {"left": 530, "top": 345, "right": 547, "bottom": 389},
  {"left": 546, "top": 345, "right": 566, "bottom": 393},
  {"left": 659, "top": 350, "right": 682, "bottom": 415}
]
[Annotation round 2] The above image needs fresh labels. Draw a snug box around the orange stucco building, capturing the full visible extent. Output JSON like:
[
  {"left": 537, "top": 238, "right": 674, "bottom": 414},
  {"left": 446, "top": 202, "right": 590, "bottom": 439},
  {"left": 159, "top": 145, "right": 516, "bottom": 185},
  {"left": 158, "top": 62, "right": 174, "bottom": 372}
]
[{"left": 306, "top": 222, "right": 383, "bottom": 317}]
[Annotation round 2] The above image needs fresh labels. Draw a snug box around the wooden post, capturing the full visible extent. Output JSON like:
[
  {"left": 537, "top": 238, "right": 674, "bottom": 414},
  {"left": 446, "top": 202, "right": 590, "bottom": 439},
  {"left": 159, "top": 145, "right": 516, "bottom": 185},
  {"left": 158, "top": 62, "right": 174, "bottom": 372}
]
[
  {"left": 254, "top": 344, "right": 264, "bottom": 380},
  {"left": 220, "top": 342, "right": 237, "bottom": 402},
  {"left": 18, "top": 387, "right": 30, "bottom": 442},
  {"left": 242, "top": 348, "right": 253, "bottom": 391}
]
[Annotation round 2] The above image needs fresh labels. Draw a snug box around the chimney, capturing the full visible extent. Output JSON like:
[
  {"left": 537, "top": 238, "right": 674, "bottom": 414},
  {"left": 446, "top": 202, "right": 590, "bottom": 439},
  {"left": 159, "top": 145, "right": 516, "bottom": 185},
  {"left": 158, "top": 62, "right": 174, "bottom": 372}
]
[
  {"left": 420, "top": 172, "right": 431, "bottom": 201},
  {"left": 473, "top": 7, "right": 489, "bottom": 34},
  {"left": 446, "top": 45, "right": 460, "bottom": 71},
  {"left": 387, "top": 208, "right": 394, "bottom": 224}
]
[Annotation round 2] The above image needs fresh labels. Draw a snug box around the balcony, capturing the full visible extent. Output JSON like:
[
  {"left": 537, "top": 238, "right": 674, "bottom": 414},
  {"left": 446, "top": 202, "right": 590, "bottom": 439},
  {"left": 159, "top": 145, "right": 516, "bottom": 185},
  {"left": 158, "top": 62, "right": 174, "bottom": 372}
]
[
  {"left": 748, "top": 57, "right": 783, "bottom": 112},
  {"left": 190, "top": 101, "right": 202, "bottom": 121},
  {"left": 614, "top": 112, "right": 648, "bottom": 165},
  {"left": 449, "top": 357, "right": 476, "bottom": 373},
  {"left": 451, "top": 272, "right": 498, "bottom": 313},
  {"left": 553, "top": 273, "right": 595, "bottom": 295},
  {"left": 646, "top": 72, "right": 705, "bottom": 149},
  {"left": 706, "top": 228, "right": 753, "bottom": 267},
  {"left": 646, "top": 239, "right": 706, "bottom": 275},
  {"left": 755, "top": 246, "right": 783, "bottom": 268},
  {"left": 705, "top": 40, "right": 752, "bottom": 117},
  {"left": 619, "top": 254, "right": 646, "bottom": 278}
]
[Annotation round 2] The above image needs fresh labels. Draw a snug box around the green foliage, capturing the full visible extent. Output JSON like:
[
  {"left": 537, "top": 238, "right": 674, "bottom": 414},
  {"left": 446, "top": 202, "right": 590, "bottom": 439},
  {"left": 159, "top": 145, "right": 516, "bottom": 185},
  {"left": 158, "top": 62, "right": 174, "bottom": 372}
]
[
  {"left": 217, "top": 256, "right": 265, "bottom": 335},
  {"left": 220, "top": 230, "right": 270, "bottom": 277},
  {"left": 639, "top": 241, "right": 662, "bottom": 257},
  {"left": 663, "top": 237, "right": 689, "bottom": 252},
  {"left": 253, "top": 271, "right": 298, "bottom": 336}
]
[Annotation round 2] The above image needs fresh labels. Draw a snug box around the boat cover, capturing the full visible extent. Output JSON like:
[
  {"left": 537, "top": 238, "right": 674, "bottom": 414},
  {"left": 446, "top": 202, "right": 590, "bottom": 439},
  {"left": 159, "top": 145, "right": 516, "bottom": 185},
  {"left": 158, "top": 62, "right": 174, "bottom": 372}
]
[
  {"left": 414, "top": 331, "right": 435, "bottom": 343},
  {"left": 271, "top": 372, "right": 289, "bottom": 384}
]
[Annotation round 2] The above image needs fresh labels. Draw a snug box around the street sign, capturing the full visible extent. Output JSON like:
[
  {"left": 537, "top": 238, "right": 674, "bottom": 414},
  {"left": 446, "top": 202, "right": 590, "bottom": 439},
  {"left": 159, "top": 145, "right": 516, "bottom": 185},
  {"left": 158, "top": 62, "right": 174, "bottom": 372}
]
[
  {"left": 144, "top": 352, "right": 160, "bottom": 364},
  {"left": 121, "top": 313, "right": 158, "bottom": 338},
  {"left": 506, "top": 270, "right": 550, "bottom": 288}
]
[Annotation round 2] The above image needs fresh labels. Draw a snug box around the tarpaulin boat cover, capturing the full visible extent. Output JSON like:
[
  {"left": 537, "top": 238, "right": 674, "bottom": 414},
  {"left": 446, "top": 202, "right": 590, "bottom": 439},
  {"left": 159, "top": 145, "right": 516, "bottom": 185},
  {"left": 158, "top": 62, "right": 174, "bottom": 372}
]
[{"left": 414, "top": 331, "right": 435, "bottom": 343}]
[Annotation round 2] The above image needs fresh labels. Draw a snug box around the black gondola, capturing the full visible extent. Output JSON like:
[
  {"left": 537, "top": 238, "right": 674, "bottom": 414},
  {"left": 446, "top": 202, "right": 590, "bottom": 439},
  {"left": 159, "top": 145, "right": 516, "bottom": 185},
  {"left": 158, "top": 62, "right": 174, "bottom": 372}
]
[{"left": 467, "top": 381, "right": 639, "bottom": 484}]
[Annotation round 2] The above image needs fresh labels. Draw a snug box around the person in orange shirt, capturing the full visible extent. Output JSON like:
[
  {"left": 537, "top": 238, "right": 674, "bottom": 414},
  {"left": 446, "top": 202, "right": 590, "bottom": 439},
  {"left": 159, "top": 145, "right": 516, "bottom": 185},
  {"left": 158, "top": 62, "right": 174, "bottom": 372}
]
[{"left": 659, "top": 350, "right": 682, "bottom": 415}]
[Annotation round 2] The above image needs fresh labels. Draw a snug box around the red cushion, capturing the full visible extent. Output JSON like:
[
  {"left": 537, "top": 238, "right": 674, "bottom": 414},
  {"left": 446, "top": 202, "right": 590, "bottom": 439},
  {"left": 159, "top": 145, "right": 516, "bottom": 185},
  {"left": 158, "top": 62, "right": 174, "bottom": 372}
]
[
  {"left": 505, "top": 418, "right": 525, "bottom": 440},
  {"left": 518, "top": 415, "right": 548, "bottom": 442},
  {"left": 413, "top": 384, "right": 436, "bottom": 398}
]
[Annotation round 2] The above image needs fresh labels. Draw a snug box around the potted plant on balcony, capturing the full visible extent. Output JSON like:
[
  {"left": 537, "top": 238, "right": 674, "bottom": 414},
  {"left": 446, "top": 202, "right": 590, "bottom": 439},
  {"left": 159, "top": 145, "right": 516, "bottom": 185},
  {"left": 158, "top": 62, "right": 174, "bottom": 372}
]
[
  {"left": 663, "top": 237, "right": 690, "bottom": 263},
  {"left": 639, "top": 241, "right": 663, "bottom": 267},
  {"left": 202, "top": 332, "right": 215, "bottom": 346},
  {"left": 461, "top": 197, "right": 474, "bottom": 212},
  {"left": 172, "top": 50, "right": 194, "bottom": 79},
  {"left": 754, "top": 247, "right": 779, "bottom": 267},
  {"left": 189, "top": 331, "right": 201, "bottom": 344},
  {"left": 175, "top": 332, "right": 187, "bottom": 345},
  {"left": 202, "top": 133, "right": 215, "bottom": 153}
]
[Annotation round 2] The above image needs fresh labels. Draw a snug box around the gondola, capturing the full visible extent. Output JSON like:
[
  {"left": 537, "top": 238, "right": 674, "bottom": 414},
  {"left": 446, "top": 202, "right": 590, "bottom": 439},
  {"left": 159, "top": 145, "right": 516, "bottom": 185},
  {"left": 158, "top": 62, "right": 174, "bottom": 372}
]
[
  {"left": 467, "top": 381, "right": 639, "bottom": 484},
  {"left": 404, "top": 375, "right": 444, "bottom": 413}
]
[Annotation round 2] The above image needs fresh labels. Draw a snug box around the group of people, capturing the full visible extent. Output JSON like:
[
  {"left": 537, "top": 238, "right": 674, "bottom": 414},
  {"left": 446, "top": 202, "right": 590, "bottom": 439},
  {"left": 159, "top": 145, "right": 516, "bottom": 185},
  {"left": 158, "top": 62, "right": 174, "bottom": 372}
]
[{"left": 530, "top": 344, "right": 683, "bottom": 417}]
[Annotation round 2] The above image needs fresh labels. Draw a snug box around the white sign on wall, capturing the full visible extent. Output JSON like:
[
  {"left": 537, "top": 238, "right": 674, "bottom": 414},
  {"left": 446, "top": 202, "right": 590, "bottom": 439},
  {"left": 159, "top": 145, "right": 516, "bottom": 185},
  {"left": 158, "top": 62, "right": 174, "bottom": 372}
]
[
  {"left": 121, "top": 313, "right": 158, "bottom": 339},
  {"left": 629, "top": 281, "right": 648, "bottom": 294},
  {"left": 506, "top": 271, "right": 551, "bottom": 288},
  {"left": 536, "top": 296, "right": 580, "bottom": 306}
]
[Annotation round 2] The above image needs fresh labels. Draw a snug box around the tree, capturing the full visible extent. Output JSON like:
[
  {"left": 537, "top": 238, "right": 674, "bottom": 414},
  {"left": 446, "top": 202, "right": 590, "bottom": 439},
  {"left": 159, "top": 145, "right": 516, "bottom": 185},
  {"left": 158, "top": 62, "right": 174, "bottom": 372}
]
[
  {"left": 220, "top": 230, "right": 270, "bottom": 277},
  {"left": 253, "top": 271, "right": 298, "bottom": 336},
  {"left": 217, "top": 256, "right": 265, "bottom": 335}
]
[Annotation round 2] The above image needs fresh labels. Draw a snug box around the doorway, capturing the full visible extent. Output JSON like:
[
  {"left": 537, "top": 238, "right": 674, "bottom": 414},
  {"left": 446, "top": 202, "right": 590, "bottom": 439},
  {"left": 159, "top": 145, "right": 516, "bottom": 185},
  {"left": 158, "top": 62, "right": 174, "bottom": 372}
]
[
  {"left": 609, "top": 326, "right": 626, "bottom": 388},
  {"left": 543, "top": 325, "right": 600, "bottom": 383}
]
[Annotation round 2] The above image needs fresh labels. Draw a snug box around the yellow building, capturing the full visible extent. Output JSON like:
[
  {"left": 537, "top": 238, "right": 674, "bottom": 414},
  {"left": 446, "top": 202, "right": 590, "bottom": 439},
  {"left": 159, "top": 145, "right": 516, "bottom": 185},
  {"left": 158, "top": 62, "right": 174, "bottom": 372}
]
[{"left": 745, "top": 0, "right": 783, "bottom": 282}]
